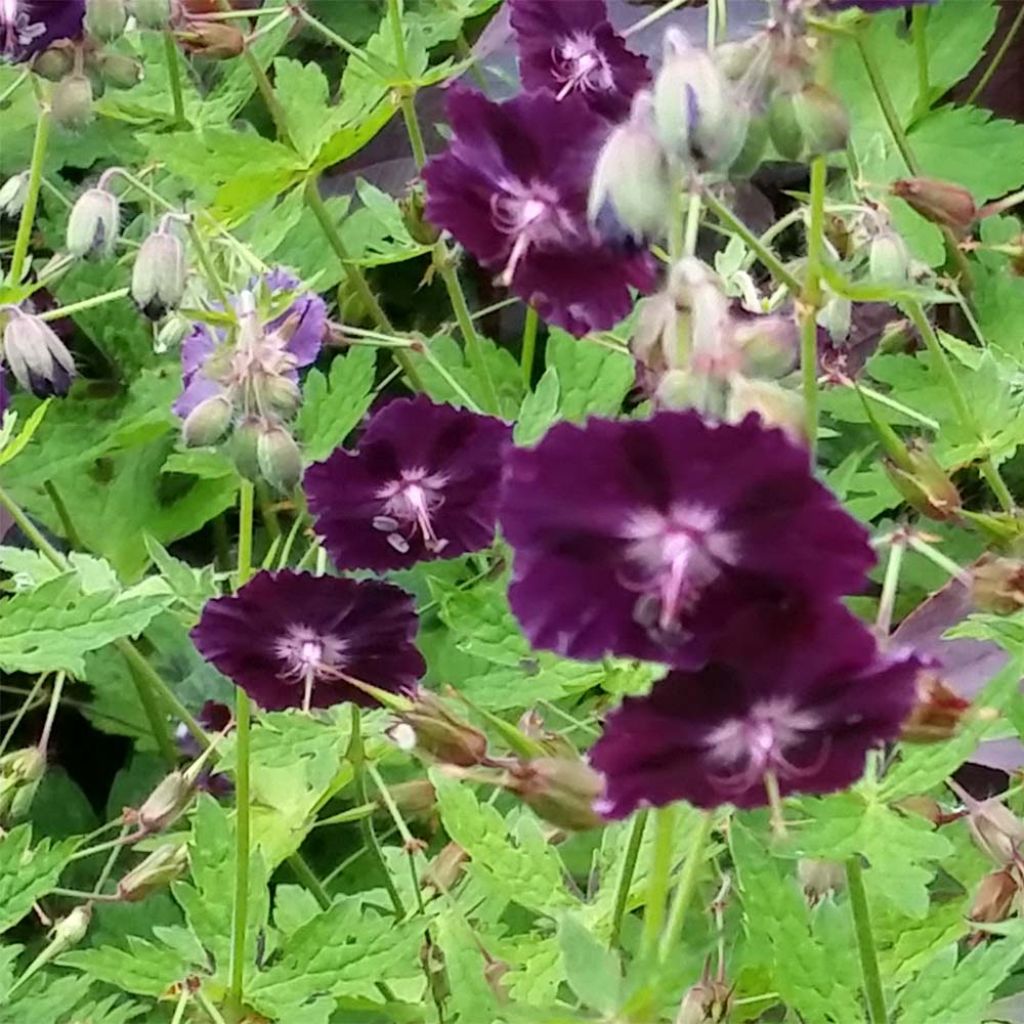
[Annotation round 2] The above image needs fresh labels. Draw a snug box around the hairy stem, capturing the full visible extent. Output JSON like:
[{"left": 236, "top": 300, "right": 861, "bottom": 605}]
[
  {"left": 8, "top": 107, "right": 50, "bottom": 286},
  {"left": 846, "top": 857, "right": 887, "bottom": 1024}
]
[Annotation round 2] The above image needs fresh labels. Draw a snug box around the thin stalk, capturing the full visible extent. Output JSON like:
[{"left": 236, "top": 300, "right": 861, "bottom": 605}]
[
  {"left": 38, "top": 288, "right": 130, "bottom": 322},
  {"left": 911, "top": 5, "right": 930, "bottom": 121},
  {"left": 0, "top": 68, "right": 29, "bottom": 107},
  {"left": 297, "top": 7, "right": 400, "bottom": 79},
  {"left": 874, "top": 536, "right": 905, "bottom": 638},
  {"left": 609, "top": 810, "right": 648, "bottom": 949},
  {"left": 368, "top": 761, "right": 429, "bottom": 916},
  {"left": 43, "top": 481, "right": 84, "bottom": 549},
  {"left": 186, "top": 222, "right": 231, "bottom": 310},
  {"left": 287, "top": 852, "right": 331, "bottom": 910},
  {"left": 196, "top": 990, "right": 230, "bottom": 1024},
  {"left": 967, "top": 2, "right": 1024, "bottom": 106},
  {"left": 241, "top": 43, "right": 293, "bottom": 149},
  {"left": 624, "top": 0, "right": 691, "bottom": 37},
  {"left": 170, "top": 986, "right": 191, "bottom": 1024},
  {"left": 520, "top": 305, "right": 539, "bottom": 385},
  {"left": 658, "top": 811, "right": 714, "bottom": 964},
  {"left": 801, "top": 156, "right": 827, "bottom": 456},
  {"left": 906, "top": 534, "right": 970, "bottom": 584},
  {"left": 0, "top": 673, "right": 47, "bottom": 758},
  {"left": 8, "top": 108, "right": 50, "bottom": 286},
  {"left": 163, "top": 30, "right": 187, "bottom": 126},
  {"left": 0, "top": 482, "right": 64, "bottom": 567},
  {"left": 682, "top": 191, "right": 702, "bottom": 259},
  {"left": 845, "top": 857, "right": 887, "bottom": 1024},
  {"left": 640, "top": 805, "right": 678, "bottom": 962},
  {"left": 236, "top": 480, "right": 255, "bottom": 588},
  {"left": 92, "top": 825, "right": 129, "bottom": 895},
  {"left": 123, "top": 649, "right": 178, "bottom": 763},
  {"left": 415, "top": 339, "right": 484, "bottom": 412}
]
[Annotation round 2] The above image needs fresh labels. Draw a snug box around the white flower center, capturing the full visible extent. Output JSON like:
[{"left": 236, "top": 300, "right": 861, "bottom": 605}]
[
  {"left": 273, "top": 624, "right": 347, "bottom": 711},
  {"left": 1, "top": 1, "right": 46, "bottom": 49},
  {"left": 490, "top": 178, "right": 579, "bottom": 285},
  {"left": 374, "top": 467, "right": 449, "bottom": 555},
  {"left": 552, "top": 32, "right": 615, "bottom": 99}
]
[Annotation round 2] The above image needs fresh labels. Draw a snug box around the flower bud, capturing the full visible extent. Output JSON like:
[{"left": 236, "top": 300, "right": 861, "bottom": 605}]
[
  {"left": 0, "top": 747, "right": 46, "bottom": 820},
  {"left": 969, "top": 868, "right": 1018, "bottom": 925},
  {"left": 589, "top": 90, "right": 672, "bottom": 245},
  {"left": 391, "top": 692, "right": 488, "bottom": 767},
  {"left": 971, "top": 555, "right": 1024, "bottom": 615},
  {"left": 654, "top": 29, "right": 748, "bottom": 172},
  {"left": 0, "top": 174, "right": 28, "bottom": 219},
  {"left": 177, "top": 22, "right": 245, "bottom": 60},
  {"left": 968, "top": 798, "right": 1024, "bottom": 867},
  {"left": 260, "top": 374, "right": 301, "bottom": 417},
  {"left": 901, "top": 671, "right": 971, "bottom": 744},
  {"left": 891, "top": 177, "right": 977, "bottom": 233},
  {"left": 85, "top": 0, "right": 128, "bottom": 41},
  {"left": 767, "top": 90, "right": 803, "bottom": 161},
  {"left": 51, "top": 74, "right": 94, "bottom": 131},
  {"left": 797, "top": 859, "right": 845, "bottom": 904},
  {"left": 126, "top": 769, "right": 194, "bottom": 833},
  {"left": 32, "top": 43, "right": 76, "bottom": 82},
  {"left": 728, "top": 113, "right": 769, "bottom": 178},
  {"left": 792, "top": 85, "right": 849, "bottom": 158},
  {"left": 52, "top": 904, "right": 92, "bottom": 948},
  {"left": 130, "top": 0, "right": 174, "bottom": 29},
  {"left": 117, "top": 843, "right": 189, "bottom": 901},
  {"left": 2, "top": 310, "right": 76, "bottom": 397},
  {"left": 727, "top": 376, "right": 806, "bottom": 446},
  {"left": 816, "top": 293, "right": 852, "bottom": 343},
  {"left": 676, "top": 970, "right": 733, "bottom": 1024},
  {"left": 399, "top": 186, "right": 440, "bottom": 246},
  {"left": 503, "top": 757, "right": 604, "bottom": 832},
  {"left": 884, "top": 438, "right": 961, "bottom": 522},
  {"left": 97, "top": 53, "right": 144, "bottom": 91},
  {"left": 728, "top": 309, "right": 799, "bottom": 378},
  {"left": 183, "top": 394, "right": 233, "bottom": 448},
  {"left": 422, "top": 842, "right": 468, "bottom": 895},
  {"left": 387, "top": 779, "right": 437, "bottom": 817},
  {"left": 868, "top": 231, "right": 911, "bottom": 286},
  {"left": 132, "top": 230, "right": 187, "bottom": 319},
  {"left": 256, "top": 423, "right": 302, "bottom": 493},
  {"left": 231, "top": 416, "right": 263, "bottom": 480},
  {"left": 66, "top": 187, "right": 120, "bottom": 259}
]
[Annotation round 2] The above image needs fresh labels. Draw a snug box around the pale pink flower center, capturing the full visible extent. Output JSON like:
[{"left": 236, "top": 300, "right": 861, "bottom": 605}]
[
  {"left": 490, "top": 178, "right": 578, "bottom": 285},
  {"left": 552, "top": 32, "right": 615, "bottom": 99},
  {"left": 374, "top": 467, "right": 449, "bottom": 555},
  {"left": 2, "top": 0, "right": 45, "bottom": 49},
  {"left": 273, "top": 624, "right": 347, "bottom": 710}
]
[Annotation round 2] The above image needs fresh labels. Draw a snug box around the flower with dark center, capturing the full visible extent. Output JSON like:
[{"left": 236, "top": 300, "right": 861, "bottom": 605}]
[
  {"left": 500, "top": 410, "right": 873, "bottom": 666},
  {"left": 590, "top": 606, "right": 922, "bottom": 816},
  {"left": 304, "top": 395, "right": 511, "bottom": 572},
  {"left": 423, "top": 88, "right": 656, "bottom": 338},
  {"left": 191, "top": 571, "right": 425, "bottom": 712},
  {"left": 1, "top": 0, "right": 84, "bottom": 63},
  {"left": 509, "top": 0, "right": 650, "bottom": 121}
]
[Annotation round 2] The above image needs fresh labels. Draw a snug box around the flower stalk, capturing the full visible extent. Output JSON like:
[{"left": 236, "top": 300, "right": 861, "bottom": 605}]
[
  {"left": 163, "top": 30, "right": 187, "bottom": 127},
  {"left": 846, "top": 856, "right": 887, "bottom": 1024},
  {"left": 609, "top": 809, "right": 648, "bottom": 949},
  {"left": 641, "top": 804, "right": 678, "bottom": 961},
  {"left": 801, "top": 155, "right": 827, "bottom": 456},
  {"left": 521, "top": 306, "right": 539, "bottom": 385},
  {"left": 658, "top": 810, "right": 714, "bottom": 964},
  {"left": 8, "top": 107, "right": 51, "bottom": 286}
]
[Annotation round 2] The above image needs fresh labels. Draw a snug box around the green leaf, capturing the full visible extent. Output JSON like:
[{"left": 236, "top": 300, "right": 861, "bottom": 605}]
[
  {"left": 557, "top": 913, "right": 621, "bottom": 1015},
  {"left": 0, "top": 827, "right": 77, "bottom": 934},
  {"left": 273, "top": 57, "right": 341, "bottom": 164},
  {"left": 60, "top": 938, "right": 190, "bottom": 998},
  {"left": 296, "top": 346, "right": 378, "bottom": 461},
  {"left": 925, "top": 0, "right": 998, "bottom": 96},
  {"left": 0, "top": 972, "right": 95, "bottom": 1024},
  {"left": 515, "top": 367, "right": 560, "bottom": 446},
  {"left": 0, "top": 399, "right": 50, "bottom": 468},
  {"left": 340, "top": 179, "right": 432, "bottom": 266},
  {"left": 143, "top": 535, "right": 218, "bottom": 615},
  {"left": 545, "top": 330, "right": 634, "bottom": 421}
]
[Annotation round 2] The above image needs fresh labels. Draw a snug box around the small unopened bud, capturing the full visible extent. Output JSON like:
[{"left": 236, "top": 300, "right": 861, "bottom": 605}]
[
  {"left": 32, "top": 43, "right": 76, "bottom": 82},
  {"left": 85, "top": 0, "right": 128, "bottom": 41},
  {"left": 132, "top": 229, "right": 187, "bottom": 319},
  {"left": 51, "top": 74, "right": 94, "bottom": 131},
  {"left": 391, "top": 692, "right": 488, "bottom": 767},
  {"left": 422, "top": 842, "right": 468, "bottom": 895},
  {"left": 729, "top": 310, "right": 799, "bottom": 379},
  {"left": 0, "top": 747, "right": 46, "bottom": 820},
  {"left": 260, "top": 374, "right": 301, "bottom": 417},
  {"left": 892, "top": 177, "right": 977, "bottom": 232},
  {"left": 98, "top": 53, "right": 144, "bottom": 91},
  {"left": 676, "top": 969, "right": 733, "bottom": 1024},
  {"left": 117, "top": 843, "right": 189, "bottom": 901},
  {"left": 589, "top": 90, "right": 671, "bottom": 245},
  {"left": 503, "top": 757, "right": 604, "bottom": 832},
  {"left": 901, "top": 671, "right": 971, "bottom": 744},
  {"left": 231, "top": 416, "right": 263, "bottom": 480},
  {"left": 256, "top": 423, "right": 302, "bottom": 493},
  {"left": 727, "top": 377, "right": 806, "bottom": 446},
  {"left": 869, "top": 231, "right": 911, "bottom": 286},
  {"left": 177, "top": 22, "right": 245, "bottom": 60},
  {"left": 66, "top": 187, "right": 120, "bottom": 258},
  {"left": 2, "top": 310, "right": 76, "bottom": 397},
  {"left": 969, "top": 868, "right": 1018, "bottom": 924},
  {"left": 767, "top": 90, "right": 803, "bottom": 161},
  {"left": 387, "top": 779, "right": 437, "bottom": 817},
  {"left": 797, "top": 859, "right": 845, "bottom": 905},
  {"left": 793, "top": 85, "right": 849, "bottom": 158},
  {"left": 0, "top": 174, "right": 28, "bottom": 219},
  {"left": 183, "top": 394, "right": 233, "bottom": 448},
  {"left": 971, "top": 555, "right": 1024, "bottom": 615},
  {"left": 968, "top": 798, "right": 1024, "bottom": 867},
  {"left": 130, "top": 0, "right": 173, "bottom": 29},
  {"left": 127, "top": 769, "right": 194, "bottom": 833},
  {"left": 399, "top": 186, "right": 440, "bottom": 246},
  {"left": 52, "top": 904, "right": 92, "bottom": 947},
  {"left": 654, "top": 29, "right": 748, "bottom": 172},
  {"left": 884, "top": 438, "right": 961, "bottom": 522},
  {"left": 728, "top": 113, "right": 769, "bottom": 178}
]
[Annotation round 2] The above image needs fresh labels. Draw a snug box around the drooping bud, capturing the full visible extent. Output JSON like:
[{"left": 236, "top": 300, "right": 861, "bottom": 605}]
[
  {"left": 85, "top": 0, "right": 128, "bottom": 41},
  {"left": 589, "top": 90, "right": 672, "bottom": 245},
  {"left": 1, "top": 309, "right": 76, "bottom": 397},
  {"left": 130, "top": 0, "right": 174, "bottom": 29},
  {"left": 967, "top": 797, "right": 1024, "bottom": 867},
  {"left": 66, "top": 187, "right": 120, "bottom": 258},
  {"left": 51, "top": 74, "right": 94, "bottom": 131},
  {"left": 868, "top": 231, "right": 911, "bottom": 286},
  {"left": 132, "top": 228, "right": 187, "bottom": 319},
  {"left": 256, "top": 423, "right": 302, "bottom": 493},
  {"left": 883, "top": 438, "right": 961, "bottom": 522},
  {"left": 891, "top": 177, "right": 977, "bottom": 233},
  {"left": 797, "top": 859, "right": 845, "bottom": 905},
  {"left": 97, "top": 53, "right": 144, "bottom": 91},
  {"left": 260, "top": 374, "right": 301, "bottom": 418},
  {"left": 727, "top": 376, "right": 806, "bottom": 445},
  {"left": 117, "top": 843, "right": 189, "bottom": 901},
  {"left": 422, "top": 842, "right": 468, "bottom": 896},
  {"left": 653, "top": 29, "right": 749, "bottom": 173},
  {"left": 231, "top": 416, "right": 263, "bottom": 480},
  {"left": 502, "top": 757, "right": 604, "bottom": 832},
  {"left": 390, "top": 691, "right": 488, "bottom": 767},
  {"left": 728, "top": 309, "right": 799, "bottom": 379},
  {"left": 970, "top": 555, "right": 1024, "bottom": 615},
  {"left": 767, "top": 89, "right": 803, "bottom": 161},
  {"left": 182, "top": 394, "right": 233, "bottom": 448},
  {"left": 675, "top": 965, "right": 733, "bottom": 1024},
  {"left": 816, "top": 293, "right": 852, "bottom": 342},
  {"left": 51, "top": 904, "right": 92, "bottom": 948},
  {"left": 177, "top": 22, "right": 245, "bottom": 60},
  {"left": 32, "top": 43, "right": 76, "bottom": 82},
  {"left": 969, "top": 867, "right": 1018, "bottom": 925},
  {"left": 0, "top": 174, "right": 28, "bottom": 219},
  {"left": 126, "top": 769, "right": 195, "bottom": 833}
]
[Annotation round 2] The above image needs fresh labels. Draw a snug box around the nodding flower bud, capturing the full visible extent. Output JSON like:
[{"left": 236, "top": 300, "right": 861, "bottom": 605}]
[
  {"left": 728, "top": 309, "right": 799, "bottom": 379},
  {"left": 183, "top": 394, "right": 233, "bottom": 448},
  {"left": 231, "top": 416, "right": 263, "bottom": 481},
  {"left": 256, "top": 423, "right": 302, "bottom": 494},
  {"left": 117, "top": 843, "right": 189, "bottom": 902},
  {"left": 892, "top": 177, "right": 977, "bottom": 233},
  {"left": 588, "top": 90, "right": 672, "bottom": 245},
  {"left": 66, "top": 187, "right": 120, "bottom": 259},
  {"left": 390, "top": 692, "right": 488, "bottom": 767},
  {"left": 868, "top": 231, "right": 911, "bottom": 286},
  {"left": 900, "top": 671, "right": 971, "bottom": 744},
  {"left": 130, "top": 0, "right": 174, "bottom": 30},
  {"left": 97, "top": 53, "right": 144, "bottom": 91},
  {"left": 727, "top": 377, "right": 806, "bottom": 446},
  {"left": 971, "top": 554, "right": 1024, "bottom": 616},
  {"left": 884, "top": 438, "right": 961, "bottom": 523},
  {"left": 1, "top": 309, "right": 76, "bottom": 397},
  {"left": 0, "top": 174, "right": 28, "bottom": 219},
  {"left": 32, "top": 42, "right": 76, "bottom": 82},
  {"left": 177, "top": 22, "right": 245, "bottom": 60},
  {"left": 51, "top": 904, "right": 92, "bottom": 948},
  {"left": 792, "top": 84, "right": 849, "bottom": 158},
  {"left": 126, "top": 769, "right": 194, "bottom": 833},
  {"left": 502, "top": 757, "right": 604, "bottom": 832},
  {"left": 51, "top": 74, "right": 94, "bottom": 131},
  {"left": 260, "top": 374, "right": 302, "bottom": 418},
  {"left": 797, "top": 859, "right": 845, "bottom": 905},
  {"left": 969, "top": 867, "right": 1019, "bottom": 926},
  {"left": 85, "top": 0, "right": 128, "bottom": 41},
  {"left": 654, "top": 28, "right": 748, "bottom": 173},
  {"left": 132, "top": 228, "right": 187, "bottom": 320}
]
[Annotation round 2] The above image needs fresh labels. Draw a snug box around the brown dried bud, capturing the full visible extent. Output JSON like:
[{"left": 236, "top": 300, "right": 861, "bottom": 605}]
[
  {"left": 969, "top": 867, "right": 1018, "bottom": 924},
  {"left": 422, "top": 842, "right": 468, "bottom": 895},
  {"left": 884, "top": 438, "right": 961, "bottom": 523},
  {"left": 391, "top": 692, "right": 488, "bottom": 767},
  {"left": 892, "top": 177, "right": 977, "bottom": 233},
  {"left": 177, "top": 22, "right": 245, "bottom": 60},
  {"left": 971, "top": 554, "right": 1024, "bottom": 616},
  {"left": 968, "top": 798, "right": 1024, "bottom": 867},
  {"left": 503, "top": 757, "right": 604, "bottom": 832},
  {"left": 797, "top": 858, "right": 845, "bottom": 905},
  {"left": 676, "top": 972, "right": 733, "bottom": 1024}
]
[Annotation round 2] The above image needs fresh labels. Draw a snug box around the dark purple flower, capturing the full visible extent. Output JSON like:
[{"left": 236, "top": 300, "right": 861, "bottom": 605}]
[
  {"left": 590, "top": 606, "right": 922, "bottom": 816},
  {"left": 1, "top": 0, "right": 84, "bottom": 64},
  {"left": 305, "top": 395, "right": 511, "bottom": 572},
  {"left": 174, "top": 269, "right": 326, "bottom": 418},
  {"left": 500, "top": 411, "right": 873, "bottom": 667},
  {"left": 509, "top": 0, "right": 650, "bottom": 121},
  {"left": 423, "top": 88, "right": 656, "bottom": 338},
  {"left": 191, "top": 571, "right": 425, "bottom": 712}
]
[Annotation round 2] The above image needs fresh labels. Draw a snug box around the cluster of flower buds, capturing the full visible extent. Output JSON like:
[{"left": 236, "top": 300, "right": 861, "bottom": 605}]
[
  {"left": 0, "top": 747, "right": 45, "bottom": 822},
  {"left": 66, "top": 175, "right": 120, "bottom": 258},
  {"left": 1, "top": 305, "right": 77, "bottom": 397},
  {"left": 132, "top": 216, "right": 187, "bottom": 320}
]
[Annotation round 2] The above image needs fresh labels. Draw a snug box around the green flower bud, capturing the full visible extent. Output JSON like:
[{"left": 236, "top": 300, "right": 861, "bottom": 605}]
[
  {"left": 32, "top": 43, "right": 75, "bottom": 82},
  {"left": 883, "top": 438, "right": 961, "bottom": 522},
  {"left": 97, "top": 53, "right": 144, "bottom": 91},
  {"left": 398, "top": 186, "right": 440, "bottom": 246},
  {"left": 767, "top": 90, "right": 803, "bottom": 161},
  {"left": 128, "top": 769, "right": 194, "bottom": 833},
  {"left": 117, "top": 843, "right": 189, "bottom": 902},
  {"left": 132, "top": 229, "right": 187, "bottom": 320},
  {"left": 0, "top": 747, "right": 46, "bottom": 820},
  {"left": 0, "top": 173, "right": 28, "bottom": 219},
  {"left": 503, "top": 757, "right": 604, "bottom": 832},
  {"left": 256, "top": 423, "right": 302, "bottom": 493},
  {"left": 231, "top": 416, "right": 263, "bottom": 481},
  {"left": 51, "top": 74, "right": 94, "bottom": 131},
  {"left": 85, "top": 0, "right": 128, "bottom": 41},
  {"left": 260, "top": 374, "right": 301, "bottom": 417},
  {"left": 728, "top": 113, "right": 769, "bottom": 178},
  {"left": 868, "top": 231, "right": 910, "bottom": 286},
  {"left": 130, "top": 0, "right": 173, "bottom": 30},
  {"left": 792, "top": 85, "right": 849, "bottom": 158},
  {"left": 66, "top": 187, "right": 120, "bottom": 258},
  {"left": 52, "top": 904, "right": 92, "bottom": 947},
  {"left": 183, "top": 394, "right": 233, "bottom": 448}
]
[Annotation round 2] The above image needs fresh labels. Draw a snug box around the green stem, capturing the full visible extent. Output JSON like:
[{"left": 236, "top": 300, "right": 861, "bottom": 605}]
[
  {"left": 845, "top": 857, "right": 887, "bottom": 1024},
  {"left": 623, "top": 0, "right": 690, "bottom": 37},
  {"left": 287, "top": 852, "right": 331, "bottom": 910},
  {"left": 163, "top": 30, "right": 187, "bottom": 127},
  {"left": 911, "top": 5, "right": 930, "bottom": 121},
  {"left": 967, "top": 1, "right": 1024, "bottom": 106},
  {"left": 801, "top": 156, "right": 827, "bottom": 456},
  {"left": 236, "top": 480, "right": 255, "bottom": 588},
  {"left": 668, "top": 174, "right": 685, "bottom": 262},
  {"left": 682, "top": 191, "right": 702, "bottom": 259},
  {"left": 42, "top": 481, "right": 83, "bottom": 549},
  {"left": 640, "top": 805, "right": 677, "bottom": 962},
  {"left": 36, "top": 671, "right": 64, "bottom": 755},
  {"left": 124, "top": 650, "right": 178, "bottom": 763},
  {"left": 609, "top": 809, "right": 648, "bottom": 949},
  {"left": 903, "top": 299, "right": 1014, "bottom": 511},
  {"left": 241, "top": 43, "right": 293, "bottom": 149},
  {"left": 658, "top": 811, "right": 714, "bottom": 964},
  {"left": 520, "top": 306, "right": 539, "bottom": 385},
  {"left": 0, "top": 482, "right": 64, "bottom": 567},
  {"left": 0, "top": 673, "right": 46, "bottom": 758},
  {"left": 875, "top": 535, "right": 905, "bottom": 638},
  {"left": 38, "top": 287, "right": 130, "bottom": 322},
  {"left": 8, "top": 108, "right": 50, "bottom": 286},
  {"left": 0, "top": 68, "right": 29, "bottom": 107},
  {"left": 185, "top": 222, "right": 231, "bottom": 310},
  {"left": 297, "top": 7, "right": 399, "bottom": 79}
]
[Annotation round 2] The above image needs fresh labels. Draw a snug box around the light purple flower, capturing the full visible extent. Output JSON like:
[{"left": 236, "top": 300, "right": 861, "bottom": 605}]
[
  {"left": 500, "top": 411, "right": 873, "bottom": 667},
  {"left": 191, "top": 571, "right": 425, "bottom": 712},
  {"left": 590, "top": 606, "right": 922, "bottom": 816},
  {"left": 509, "top": 0, "right": 650, "bottom": 121},
  {"left": 174, "top": 269, "right": 326, "bottom": 418},
  {"left": 423, "top": 88, "right": 656, "bottom": 338},
  {"left": 1, "top": 0, "right": 84, "bottom": 63},
  {"left": 305, "top": 395, "right": 511, "bottom": 572}
]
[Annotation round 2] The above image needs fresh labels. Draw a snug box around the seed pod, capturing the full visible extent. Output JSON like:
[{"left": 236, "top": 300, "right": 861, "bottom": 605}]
[
  {"left": 66, "top": 187, "right": 120, "bottom": 258},
  {"left": 892, "top": 177, "right": 977, "bottom": 232},
  {"left": 503, "top": 757, "right": 604, "bottom": 832},
  {"left": 183, "top": 394, "right": 233, "bottom": 448},
  {"left": 391, "top": 692, "right": 488, "bottom": 767},
  {"left": 792, "top": 84, "right": 849, "bottom": 157},
  {"left": 177, "top": 22, "right": 245, "bottom": 60},
  {"left": 256, "top": 423, "right": 302, "bottom": 493},
  {"left": 969, "top": 867, "right": 1018, "bottom": 925},
  {"left": 884, "top": 438, "right": 961, "bottom": 523},
  {"left": 971, "top": 555, "right": 1024, "bottom": 615},
  {"left": 98, "top": 53, "right": 144, "bottom": 90},
  {"left": 130, "top": 0, "right": 174, "bottom": 29},
  {"left": 2, "top": 310, "right": 76, "bottom": 397},
  {"left": 132, "top": 230, "right": 187, "bottom": 319},
  {"left": 32, "top": 43, "right": 76, "bottom": 82},
  {"left": 128, "top": 770, "right": 194, "bottom": 833},
  {"left": 117, "top": 843, "right": 189, "bottom": 901},
  {"left": 85, "top": 0, "right": 128, "bottom": 41},
  {"left": 51, "top": 74, "right": 94, "bottom": 131}
]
